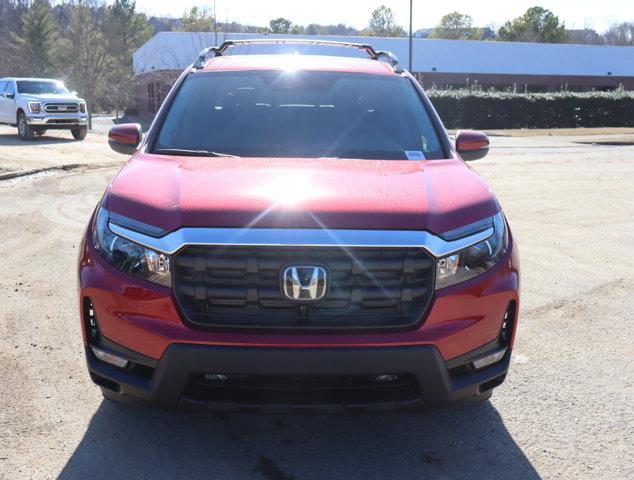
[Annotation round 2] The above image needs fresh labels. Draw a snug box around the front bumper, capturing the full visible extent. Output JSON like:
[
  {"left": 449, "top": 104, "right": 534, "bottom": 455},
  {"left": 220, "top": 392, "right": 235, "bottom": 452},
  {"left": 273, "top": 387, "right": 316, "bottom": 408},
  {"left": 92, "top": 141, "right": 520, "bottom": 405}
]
[
  {"left": 79, "top": 228, "right": 519, "bottom": 410},
  {"left": 86, "top": 339, "right": 510, "bottom": 411},
  {"left": 27, "top": 114, "right": 87, "bottom": 126}
]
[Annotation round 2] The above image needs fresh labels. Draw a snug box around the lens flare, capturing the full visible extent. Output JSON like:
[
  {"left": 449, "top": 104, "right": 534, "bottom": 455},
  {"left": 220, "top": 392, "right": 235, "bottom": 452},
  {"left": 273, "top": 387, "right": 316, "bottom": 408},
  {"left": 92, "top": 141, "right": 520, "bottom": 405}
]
[{"left": 251, "top": 173, "right": 325, "bottom": 207}]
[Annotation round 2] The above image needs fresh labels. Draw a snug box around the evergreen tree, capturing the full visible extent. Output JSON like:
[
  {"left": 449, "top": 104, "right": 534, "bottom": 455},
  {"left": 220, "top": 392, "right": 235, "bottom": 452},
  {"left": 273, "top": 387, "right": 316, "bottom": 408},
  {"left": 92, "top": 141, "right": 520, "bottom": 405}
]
[{"left": 14, "top": 0, "right": 58, "bottom": 76}]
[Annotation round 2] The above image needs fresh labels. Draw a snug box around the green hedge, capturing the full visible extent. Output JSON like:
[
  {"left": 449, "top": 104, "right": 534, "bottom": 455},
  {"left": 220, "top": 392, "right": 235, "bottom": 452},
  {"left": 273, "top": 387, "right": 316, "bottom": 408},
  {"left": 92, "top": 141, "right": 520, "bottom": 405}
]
[{"left": 426, "top": 89, "right": 634, "bottom": 129}]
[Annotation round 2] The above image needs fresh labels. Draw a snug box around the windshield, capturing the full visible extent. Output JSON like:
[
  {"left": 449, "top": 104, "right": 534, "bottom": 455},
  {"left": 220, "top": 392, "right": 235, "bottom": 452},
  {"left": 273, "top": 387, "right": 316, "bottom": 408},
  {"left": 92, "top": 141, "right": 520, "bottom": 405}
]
[
  {"left": 154, "top": 71, "right": 444, "bottom": 160},
  {"left": 16, "top": 80, "right": 70, "bottom": 95}
]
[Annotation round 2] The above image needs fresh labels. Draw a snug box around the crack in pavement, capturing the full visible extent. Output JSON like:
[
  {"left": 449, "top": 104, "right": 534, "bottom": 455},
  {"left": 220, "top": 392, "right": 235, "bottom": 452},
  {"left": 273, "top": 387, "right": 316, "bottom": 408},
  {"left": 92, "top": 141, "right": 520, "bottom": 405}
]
[{"left": 523, "top": 278, "right": 630, "bottom": 317}]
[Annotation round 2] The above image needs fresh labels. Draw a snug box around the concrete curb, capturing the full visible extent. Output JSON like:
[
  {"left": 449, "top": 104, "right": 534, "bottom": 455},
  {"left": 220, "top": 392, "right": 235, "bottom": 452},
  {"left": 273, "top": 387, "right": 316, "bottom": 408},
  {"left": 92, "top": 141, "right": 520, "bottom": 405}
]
[
  {"left": 0, "top": 164, "right": 82, "bottom": 181},
  {"left": 0, "top": 162, "right": 120, "bottom": 181}
]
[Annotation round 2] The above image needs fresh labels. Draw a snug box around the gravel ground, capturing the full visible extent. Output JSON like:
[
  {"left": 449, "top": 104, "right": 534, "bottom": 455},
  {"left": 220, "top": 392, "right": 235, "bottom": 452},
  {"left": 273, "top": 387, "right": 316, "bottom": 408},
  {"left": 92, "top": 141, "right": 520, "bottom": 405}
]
[{"left": 0, "top": 126, "right": 632, "bottom": 479}]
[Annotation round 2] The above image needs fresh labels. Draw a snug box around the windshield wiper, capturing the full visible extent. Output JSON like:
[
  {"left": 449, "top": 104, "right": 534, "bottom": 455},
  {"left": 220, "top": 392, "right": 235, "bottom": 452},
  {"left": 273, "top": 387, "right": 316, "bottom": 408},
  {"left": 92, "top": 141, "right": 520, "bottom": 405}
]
[{"left": 153, "top": 148, "right": 240, "bottom": 158}]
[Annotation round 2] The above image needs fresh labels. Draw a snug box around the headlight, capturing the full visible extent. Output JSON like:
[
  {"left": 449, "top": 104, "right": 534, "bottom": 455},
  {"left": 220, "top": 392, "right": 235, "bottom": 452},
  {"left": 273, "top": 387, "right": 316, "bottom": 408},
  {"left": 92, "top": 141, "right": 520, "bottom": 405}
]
[
  {"left": 79, "top": 102, "right": 86, "bottom": 113},
  {"left": 92, "top": 207, "right": 171, "bottom": 287},
  {"left": 28, "top": 101, "right": 42, "bottom": 114},
  {"left": 435, "top": 213, "right": 508, "bottom": 289}
]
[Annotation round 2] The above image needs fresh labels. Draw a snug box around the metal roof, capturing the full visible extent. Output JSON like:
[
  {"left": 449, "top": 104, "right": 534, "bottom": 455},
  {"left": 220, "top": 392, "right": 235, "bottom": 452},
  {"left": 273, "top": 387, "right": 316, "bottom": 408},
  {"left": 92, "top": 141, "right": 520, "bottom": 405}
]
[{"left": 133, "top": 32, "right": 634, "bottom": 78}]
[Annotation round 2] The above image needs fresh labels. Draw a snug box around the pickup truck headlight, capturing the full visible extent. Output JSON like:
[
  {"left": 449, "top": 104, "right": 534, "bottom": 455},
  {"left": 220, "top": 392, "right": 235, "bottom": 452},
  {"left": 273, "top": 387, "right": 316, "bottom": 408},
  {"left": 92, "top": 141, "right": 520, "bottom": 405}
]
[
  {"left": 435, "top": 213, "right": 508, "bottom": 289},
  {"left": 28, "top": 102, "right": 42, "bottom": 114},
  {"left": 92, "top": 207, "right": 171, "bottom": 287},
  {"left": 79, "top": 102, "right": 86, "bottom": 113}
]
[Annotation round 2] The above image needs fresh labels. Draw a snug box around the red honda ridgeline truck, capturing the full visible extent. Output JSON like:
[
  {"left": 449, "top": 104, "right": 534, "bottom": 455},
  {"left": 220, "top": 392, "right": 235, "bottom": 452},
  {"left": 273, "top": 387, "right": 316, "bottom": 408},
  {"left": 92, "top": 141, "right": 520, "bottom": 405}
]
[{"left": 78, "top": 40, "right": 519, "bottom": 411}]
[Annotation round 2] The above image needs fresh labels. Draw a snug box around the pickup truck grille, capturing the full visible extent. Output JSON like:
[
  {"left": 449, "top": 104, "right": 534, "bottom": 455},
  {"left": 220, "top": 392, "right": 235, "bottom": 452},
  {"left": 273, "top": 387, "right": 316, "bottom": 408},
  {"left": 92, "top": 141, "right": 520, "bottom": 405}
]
[
  {"left": 173, "top": 245, "right": 435, "bottom": 330},
  {"left": 44, "top": 103, "right": 79, "bottom": 113}
]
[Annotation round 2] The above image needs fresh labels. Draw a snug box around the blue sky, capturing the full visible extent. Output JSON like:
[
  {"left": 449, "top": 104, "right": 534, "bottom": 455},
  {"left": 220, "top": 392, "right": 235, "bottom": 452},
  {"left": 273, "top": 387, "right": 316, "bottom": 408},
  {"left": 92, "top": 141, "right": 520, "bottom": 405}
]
[{"left": 130, "top": 0, "right": 633, "bottom": 32}]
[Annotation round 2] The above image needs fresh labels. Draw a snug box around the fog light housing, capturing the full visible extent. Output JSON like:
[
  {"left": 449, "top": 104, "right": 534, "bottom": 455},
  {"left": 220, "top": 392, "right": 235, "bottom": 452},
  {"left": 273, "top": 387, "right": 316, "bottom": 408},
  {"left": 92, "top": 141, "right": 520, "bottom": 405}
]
[
  {"left": 91, "top": 346, "right": 129, "bottom": 369},
  {"left": 204, "top": 373, "right": 228, "bottom": 382},
  {"left": 472, "top": 348, "right": 507, "bottom": 370}
]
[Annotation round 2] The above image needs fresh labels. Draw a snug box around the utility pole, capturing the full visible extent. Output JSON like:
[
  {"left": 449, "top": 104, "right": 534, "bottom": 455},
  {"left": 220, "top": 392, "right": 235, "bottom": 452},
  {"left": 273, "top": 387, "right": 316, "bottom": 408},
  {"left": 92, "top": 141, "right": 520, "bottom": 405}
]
[
  {"left": 408, "top": 0, "right": 413, "bottom": 72},
  {"left": 214, "top": 0, "right": 218, "bottom": 45}
]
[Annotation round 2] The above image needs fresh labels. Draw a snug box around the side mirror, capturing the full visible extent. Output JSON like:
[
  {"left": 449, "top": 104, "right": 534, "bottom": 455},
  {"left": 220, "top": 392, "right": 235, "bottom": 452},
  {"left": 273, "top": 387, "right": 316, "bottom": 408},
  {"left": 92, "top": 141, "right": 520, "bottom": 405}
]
[
  {"left": 108, "top": 123, "right": 142, "bottom": 155},
  {"left": 5, "top": 92, "right": 15, "bottom": 99},
  {"left": 455, "top": 130, "right": 489, "bottom": 161}
]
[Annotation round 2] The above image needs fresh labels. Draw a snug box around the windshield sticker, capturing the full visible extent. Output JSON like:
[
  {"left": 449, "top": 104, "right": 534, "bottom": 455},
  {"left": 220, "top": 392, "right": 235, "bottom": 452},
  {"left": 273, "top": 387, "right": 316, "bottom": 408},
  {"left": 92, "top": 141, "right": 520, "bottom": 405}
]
[{"left": 405, "top": 151, "right": 426, "bottom": 160}]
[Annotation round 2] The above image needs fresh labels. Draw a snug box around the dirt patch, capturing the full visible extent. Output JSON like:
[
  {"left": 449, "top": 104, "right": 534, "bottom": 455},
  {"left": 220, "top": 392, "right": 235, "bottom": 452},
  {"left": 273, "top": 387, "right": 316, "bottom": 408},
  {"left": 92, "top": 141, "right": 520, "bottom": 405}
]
[{"left": 0, "top": 125, "right": 122, "bottom": 172}]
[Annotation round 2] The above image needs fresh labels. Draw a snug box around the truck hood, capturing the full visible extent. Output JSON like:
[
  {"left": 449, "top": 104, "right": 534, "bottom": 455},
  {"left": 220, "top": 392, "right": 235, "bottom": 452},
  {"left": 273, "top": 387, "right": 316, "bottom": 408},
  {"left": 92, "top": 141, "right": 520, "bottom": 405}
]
[
  {"left": 106, "top": 155, "right": 498, "bottom": 235},
  {"left": 22, "top": 93, "right": 83, "bottom": 103}
]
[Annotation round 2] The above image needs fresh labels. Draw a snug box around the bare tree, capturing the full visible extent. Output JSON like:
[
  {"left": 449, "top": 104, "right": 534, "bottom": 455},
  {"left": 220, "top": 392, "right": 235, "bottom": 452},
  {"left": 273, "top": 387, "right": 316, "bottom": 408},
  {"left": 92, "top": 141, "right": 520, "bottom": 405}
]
[
  {"left": 56, "top": 1, "right": 111, "bottom": 128},
  {"left": 604, "top": 22, "right": 634, "bottom": 45}
]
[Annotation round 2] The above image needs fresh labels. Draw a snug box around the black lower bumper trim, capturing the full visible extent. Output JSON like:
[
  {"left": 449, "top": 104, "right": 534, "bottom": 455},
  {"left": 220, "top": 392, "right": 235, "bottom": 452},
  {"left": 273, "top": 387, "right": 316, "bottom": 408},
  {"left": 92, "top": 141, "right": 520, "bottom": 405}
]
[{"left": 86, "top": 342, "right": 510, "bottom": 411}]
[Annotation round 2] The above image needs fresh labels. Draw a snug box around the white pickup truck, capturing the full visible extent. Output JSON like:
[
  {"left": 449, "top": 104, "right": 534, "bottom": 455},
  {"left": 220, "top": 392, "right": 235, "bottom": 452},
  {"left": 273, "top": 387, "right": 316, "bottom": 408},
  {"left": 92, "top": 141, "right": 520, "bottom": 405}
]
[{"left": 0, "top": 77, "right": 88, "bottom": 141}]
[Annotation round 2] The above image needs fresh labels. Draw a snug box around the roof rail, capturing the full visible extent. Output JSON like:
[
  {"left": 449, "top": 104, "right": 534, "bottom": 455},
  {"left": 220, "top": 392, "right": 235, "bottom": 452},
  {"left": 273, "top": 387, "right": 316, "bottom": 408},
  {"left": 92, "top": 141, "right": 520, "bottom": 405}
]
[
  {"left": 373, "top": 50, "right": 404, "bottom": 73},
  {"left": 192, "top": 38, "right": 404, "bottom": 73}
]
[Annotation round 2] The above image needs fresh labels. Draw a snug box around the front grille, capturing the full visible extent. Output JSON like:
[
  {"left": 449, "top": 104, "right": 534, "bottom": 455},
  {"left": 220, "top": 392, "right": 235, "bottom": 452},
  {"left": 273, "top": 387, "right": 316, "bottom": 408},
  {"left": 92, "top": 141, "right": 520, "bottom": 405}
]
[
  {"left": 44, "top": 102, "right": 79, "bottom": 113},
  {"left": 173, "top": 245, "right": 435, "bottom": 330},
  {"left": 181, "top": 373, "right": 423, "bottom": 411},
  {"left": 46, "top": 119, "right": 78, "bottom": 124}
]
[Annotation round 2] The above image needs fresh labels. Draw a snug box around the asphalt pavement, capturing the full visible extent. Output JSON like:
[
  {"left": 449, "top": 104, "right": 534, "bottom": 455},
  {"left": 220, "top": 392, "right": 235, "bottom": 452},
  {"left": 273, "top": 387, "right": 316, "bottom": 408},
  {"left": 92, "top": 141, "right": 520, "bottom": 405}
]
[{"left": 0, "top": 126, "right": 632, "bottom": 479}]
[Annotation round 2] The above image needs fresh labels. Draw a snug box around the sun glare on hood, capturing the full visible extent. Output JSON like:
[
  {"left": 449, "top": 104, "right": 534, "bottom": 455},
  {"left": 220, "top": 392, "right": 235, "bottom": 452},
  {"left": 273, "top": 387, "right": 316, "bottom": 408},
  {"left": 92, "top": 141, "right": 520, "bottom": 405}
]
[{"left": 251, "top": 172, "right": 327, "bottom": 207}]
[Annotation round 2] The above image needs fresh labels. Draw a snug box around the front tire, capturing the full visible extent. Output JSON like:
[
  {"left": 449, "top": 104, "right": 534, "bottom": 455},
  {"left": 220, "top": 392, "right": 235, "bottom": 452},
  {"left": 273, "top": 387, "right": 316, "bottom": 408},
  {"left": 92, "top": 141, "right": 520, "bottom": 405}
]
[
  {"left": 71, "top": 126, "right": 87, "bottom": 140},
  {"left": 17, "top": 113, "right": 35, "bottom": 141}
]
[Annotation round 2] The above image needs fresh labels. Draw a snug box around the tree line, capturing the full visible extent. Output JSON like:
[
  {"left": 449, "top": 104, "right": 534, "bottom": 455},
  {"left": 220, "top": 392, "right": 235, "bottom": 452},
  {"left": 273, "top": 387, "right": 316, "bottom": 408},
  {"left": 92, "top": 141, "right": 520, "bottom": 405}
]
[
  {"left": 174, "top": 5, "right": 633, "bottom": 46},
  {"left": 0, "top": 0, "right": 151, "bottom": 125},
  {"left": 1, "top": 1, "right": 631, "bottom": 122}
]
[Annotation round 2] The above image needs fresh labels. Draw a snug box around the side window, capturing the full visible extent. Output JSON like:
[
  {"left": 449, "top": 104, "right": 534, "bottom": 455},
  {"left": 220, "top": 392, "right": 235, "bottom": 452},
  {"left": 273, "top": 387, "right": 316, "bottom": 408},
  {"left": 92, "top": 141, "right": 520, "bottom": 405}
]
[
  {"left": 5, "top": 82, "right": 15, "bottom": 95},
  {"left": 0, "top": 81, "right": 6, "bottom": 94}
]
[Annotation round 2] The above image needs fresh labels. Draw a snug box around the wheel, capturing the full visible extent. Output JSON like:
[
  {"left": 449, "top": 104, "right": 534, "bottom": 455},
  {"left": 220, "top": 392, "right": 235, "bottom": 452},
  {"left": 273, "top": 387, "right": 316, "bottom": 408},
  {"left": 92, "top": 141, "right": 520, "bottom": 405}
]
[
  {"left": 71, "top": 126, "right": 87, "bottom": 140},
  {"left": 17, "top": 113, "right": 35, "bottom": 140}
]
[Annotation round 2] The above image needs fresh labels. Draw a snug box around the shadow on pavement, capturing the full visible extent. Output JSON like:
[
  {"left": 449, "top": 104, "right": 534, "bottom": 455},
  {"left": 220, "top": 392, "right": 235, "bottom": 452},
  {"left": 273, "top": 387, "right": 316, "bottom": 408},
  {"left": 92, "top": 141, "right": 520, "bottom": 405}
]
[
  {"left": 59, "top": 398, "right": 539, "bottom": 479},
  {"left": 0, "top": 130, "right": 77, "bottom": 146}
]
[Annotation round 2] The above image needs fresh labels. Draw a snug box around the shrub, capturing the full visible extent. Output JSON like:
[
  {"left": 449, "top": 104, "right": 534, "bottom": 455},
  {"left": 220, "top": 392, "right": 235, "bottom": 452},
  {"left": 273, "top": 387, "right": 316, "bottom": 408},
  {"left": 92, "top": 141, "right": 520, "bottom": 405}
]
[{"left": 426, "top": 89, "right": 634, "bottom": 129}]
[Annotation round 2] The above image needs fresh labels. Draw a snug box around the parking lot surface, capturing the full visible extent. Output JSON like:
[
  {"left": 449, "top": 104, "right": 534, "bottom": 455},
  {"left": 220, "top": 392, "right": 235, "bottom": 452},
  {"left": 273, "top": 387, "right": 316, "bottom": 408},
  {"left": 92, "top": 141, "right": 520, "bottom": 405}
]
[{"left": 0, "top": 126, "right": 632, "bottom": 479}]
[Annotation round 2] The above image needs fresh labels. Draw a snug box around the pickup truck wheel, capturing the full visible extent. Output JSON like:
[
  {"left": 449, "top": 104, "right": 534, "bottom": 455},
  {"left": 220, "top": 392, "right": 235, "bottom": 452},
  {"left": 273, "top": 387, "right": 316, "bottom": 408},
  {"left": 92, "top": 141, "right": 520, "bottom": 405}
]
[
  {"left": 17, "top": 113, "right": 35, "bottom": 141},
  {"left": 71, "top": 126, "right": 87, "bottom": 140}
]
